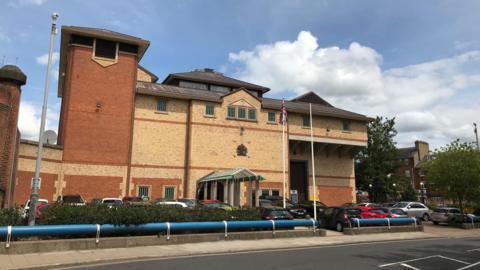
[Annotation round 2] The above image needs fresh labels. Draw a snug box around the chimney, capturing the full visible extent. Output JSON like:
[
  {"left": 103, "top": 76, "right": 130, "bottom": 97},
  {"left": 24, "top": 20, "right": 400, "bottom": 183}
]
[{"left": 0, "top": 65, "right": 27, "bottom": 208}]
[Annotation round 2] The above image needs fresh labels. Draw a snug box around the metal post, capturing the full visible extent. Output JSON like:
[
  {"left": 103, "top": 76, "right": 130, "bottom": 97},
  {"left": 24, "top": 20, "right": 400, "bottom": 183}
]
[
  {"left": 28, "top": 13, "right": 59, "bottom": 226},
  {"left": 474, "top": 123, "right": 479, "bottom": 150},
  {"left": 309, "top": 104, "right": 317, "bottom": 221},
  {"left": 282, "top": 112, "right": 286, "bottom": 208}
]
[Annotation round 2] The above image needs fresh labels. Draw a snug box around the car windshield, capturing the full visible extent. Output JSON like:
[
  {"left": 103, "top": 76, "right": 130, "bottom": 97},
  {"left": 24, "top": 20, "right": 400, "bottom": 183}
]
[{"left": 393, "top": 202, "right": 409, "bottom": 208}]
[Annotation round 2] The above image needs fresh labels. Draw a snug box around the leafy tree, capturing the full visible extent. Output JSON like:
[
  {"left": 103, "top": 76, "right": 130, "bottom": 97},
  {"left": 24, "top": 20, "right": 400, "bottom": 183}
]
[
  {"left": 356, "top": 116, "right": 400, "bottom": 202},
  {"left": 424, "top": 139, "right": 480, "bottom": 213}
]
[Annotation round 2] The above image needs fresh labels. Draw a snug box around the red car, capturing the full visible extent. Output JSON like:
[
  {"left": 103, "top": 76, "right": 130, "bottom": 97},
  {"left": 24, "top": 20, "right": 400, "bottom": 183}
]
[{"left": 358, "top": 208, "right": 389, "bottom": 219}]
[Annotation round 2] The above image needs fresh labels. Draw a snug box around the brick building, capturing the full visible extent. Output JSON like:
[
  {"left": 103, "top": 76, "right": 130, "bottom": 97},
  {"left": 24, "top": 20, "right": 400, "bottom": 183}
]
[
  {"left": 396, "top": 140, "right": 430, "bottom": 201},
  {"left": 1, "top": 26, "right": 372, "bottom": 207}
]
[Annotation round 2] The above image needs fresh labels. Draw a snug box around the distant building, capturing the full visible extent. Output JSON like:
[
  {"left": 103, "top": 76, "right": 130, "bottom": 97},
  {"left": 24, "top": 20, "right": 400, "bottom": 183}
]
[
  {"left": 396, "top": 141, "right": 430, "bottom": 201},
  {"left": 0, "top": 26, "right": 372, "bottom": 208}
]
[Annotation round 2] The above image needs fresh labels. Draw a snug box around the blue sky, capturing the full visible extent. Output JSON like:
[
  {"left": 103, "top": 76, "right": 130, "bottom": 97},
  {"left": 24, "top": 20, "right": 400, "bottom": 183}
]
[{"left": 1, "top": 0, "right": 479, "bottom": 149}]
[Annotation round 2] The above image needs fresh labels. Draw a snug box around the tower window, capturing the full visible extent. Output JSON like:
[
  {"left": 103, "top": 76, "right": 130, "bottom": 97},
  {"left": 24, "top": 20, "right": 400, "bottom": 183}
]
[{"left": 95, "top": 39, "right": 117, "bottom": 59}]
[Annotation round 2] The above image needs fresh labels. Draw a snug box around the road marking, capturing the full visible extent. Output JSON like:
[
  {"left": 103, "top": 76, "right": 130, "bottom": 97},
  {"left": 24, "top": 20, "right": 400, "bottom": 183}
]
[
  {"left": 457, "top": 261, "right": 480, "bottom": 270},
  {"left": 379, "top": 255, "right": 439, "bottom": 267},
  {"left": 467, "top": 248, "right": 480, "bottom": 252},
  {"left": 400, "top": 263, "right": 421, "bottom": 270},
  {"left": 437, "top": 255, "right": 470, "bottom": 265}
]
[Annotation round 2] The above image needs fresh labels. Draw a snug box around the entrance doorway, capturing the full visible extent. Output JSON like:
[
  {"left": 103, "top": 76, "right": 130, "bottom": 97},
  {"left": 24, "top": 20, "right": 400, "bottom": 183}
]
[{"left": 289, "top": 160, "right": 308, "bottom": 202}]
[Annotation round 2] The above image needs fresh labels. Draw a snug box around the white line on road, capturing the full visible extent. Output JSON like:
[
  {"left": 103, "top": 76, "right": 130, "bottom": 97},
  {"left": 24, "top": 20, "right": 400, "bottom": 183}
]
[
  {"left": 467, "top": 248, "right": 480, "bottom": 252},
  {"left": 456, "top": 261, "right": 480, "bottom": 270},
  {"left": 379, "top": 255, "right": 439, "bottom": 267},
  {"left": 437, "top": 255, "right": 470, "bottom": 265},
  {"left": 400, "top": 263, "right": 421, "bottom": 270}
]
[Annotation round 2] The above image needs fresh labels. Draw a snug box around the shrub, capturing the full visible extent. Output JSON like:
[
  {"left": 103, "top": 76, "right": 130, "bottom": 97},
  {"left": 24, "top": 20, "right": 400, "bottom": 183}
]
[
  {"left": 38, "top": 205, "right": 261, "bottom": 225},
  {"left": 0, "top": 208, "right": 24, "bottom": 226}
]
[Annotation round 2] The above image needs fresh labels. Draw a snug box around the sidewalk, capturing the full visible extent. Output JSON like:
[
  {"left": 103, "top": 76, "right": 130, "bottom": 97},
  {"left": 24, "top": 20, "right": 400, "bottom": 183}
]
[{"left": 0, "top": 227, "right": 478, "bottom": 270}]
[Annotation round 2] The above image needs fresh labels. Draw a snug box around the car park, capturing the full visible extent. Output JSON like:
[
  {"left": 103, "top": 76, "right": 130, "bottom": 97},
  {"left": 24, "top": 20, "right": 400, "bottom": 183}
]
[
  {"left": 260, "top": 196, "right": 307, "bottom": 219},
  {"left": 431, "top": 207, "right": 462, "bottom": 225},
  {"left": 318, "top": 207, "right": 362, "bottom": 232},
  {"left": 392, "top": 201, "right": 431, "bottom": 221},
  {"left": 260, "top": 207, "right": 294, "bottom": 220},
  {"left": 56, "top": 195, "right": 86, "bottom": 206}
]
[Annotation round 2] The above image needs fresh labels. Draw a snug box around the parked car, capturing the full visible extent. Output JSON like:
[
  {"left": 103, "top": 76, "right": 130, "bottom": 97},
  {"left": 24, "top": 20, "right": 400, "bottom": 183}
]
[
  {"left": 354, "top": 203, "right": 379, "bottom": 210},
  {"left": 22, "top": 198, "right": 49, "bottom": 218},
  {"left": 379, "top": 202, "right": 397, "bottom": 208},
  {"left": 100, "top": 198, "right": 123, "bottom": 207},
  {"left": 318, "top": 207, "right": 362, "bottom": 232},
  {"left": 176, "top": 198, "right": 200, "bottom": 208},
  {"left": 122, "top": 196, "right": 148, "bottom": 206},
  {"left": 200, "top": 200, "right": 233, "bottom": 211},
  {"left": 260, "top": 196, "right": 307, "bottom": 219},
  {"left": 373, "top": 208, "right": 409, "bottom": 218},
  {"left": 296, "top": 201, "right": 327, "bottom": 217},
  {"left": 431, "top": 207, "right": 462, "bottom": 225},
  {"left": 90, "top": 198, "right": 102, "bottom": 205},
  {"left": 36, "top": 203, "right": 54, "bottom": 220},
  {"left": 260, "top": 207, "right": 294, "bottom": 220},
  {"left": 155, "top": 201, "right": 188, "bottom": 208},
  {"left": 358, "top": 208, "right": 388, "bottom": 219},
  {"left": 56, "top": 195, "right": 85, "bottom": 206},
  {"left": 259, "top": 199, "right": 274, "bottom": 207},
  {"left": 392, "top": 202, "right": 431, "bottom": 221}
]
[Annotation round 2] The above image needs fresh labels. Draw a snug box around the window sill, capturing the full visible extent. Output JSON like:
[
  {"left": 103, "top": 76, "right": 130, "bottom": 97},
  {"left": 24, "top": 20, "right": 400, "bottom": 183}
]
[
  {"left": 302, "top": 126, "right": 310, "bottom": 129},
  {"left": 226, "top": 117, "right": 257, "bottom": 123},
  {"left": 267, "top": 121, "right": 278, "bottom": 125},
  {"left": 155, "top": 111, "right": 168, "bottom": 115},
  {"left": 341, "top": 130, "right": 352, "bottom": 134},
  {"left": 204, "top": 114, "right": 215, "bottom": 118}
]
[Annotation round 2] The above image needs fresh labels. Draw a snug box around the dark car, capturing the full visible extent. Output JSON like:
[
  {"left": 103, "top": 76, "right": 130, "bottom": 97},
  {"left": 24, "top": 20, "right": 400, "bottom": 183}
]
[
  {"left": 260, "top": 207, "right": 294, "bottom": 220},
  {"left": 318, "top": 207, "right": 362, "bottom": 232},
  {"left": 56, "top": 195, "right": 86, "bottom": 205},
  {"left": 260, "top": 196, "right": 307, "bottom": 219},
  {"left": 296, "top": 201, "right": 327, "bottom": 217}
]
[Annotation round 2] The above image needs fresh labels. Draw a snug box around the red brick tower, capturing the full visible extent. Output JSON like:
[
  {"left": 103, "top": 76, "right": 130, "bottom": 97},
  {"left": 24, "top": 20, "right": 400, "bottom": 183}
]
[{"left": 0, "top": 65, "right": 26, "bottom": 208}]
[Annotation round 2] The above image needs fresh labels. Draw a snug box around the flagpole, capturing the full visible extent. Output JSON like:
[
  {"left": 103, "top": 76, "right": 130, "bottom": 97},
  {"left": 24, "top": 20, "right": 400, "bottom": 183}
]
[
  {"left": 309, "top": 103, "right": 317, "bottom": 221},
  {"left": 282, "top": 104, "right": 286, "bottom": 209}
]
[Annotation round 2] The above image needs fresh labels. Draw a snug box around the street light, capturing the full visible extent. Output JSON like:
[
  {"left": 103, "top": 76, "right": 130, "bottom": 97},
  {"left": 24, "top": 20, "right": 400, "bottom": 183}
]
[{"left": 392, "top": 183, "right": 397, "bottom": 201}]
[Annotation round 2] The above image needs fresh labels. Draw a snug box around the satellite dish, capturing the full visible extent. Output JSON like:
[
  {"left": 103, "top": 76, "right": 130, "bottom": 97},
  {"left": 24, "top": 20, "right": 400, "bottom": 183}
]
[{"left": 43, "top": 130, "right": 57, "bottom": 144}]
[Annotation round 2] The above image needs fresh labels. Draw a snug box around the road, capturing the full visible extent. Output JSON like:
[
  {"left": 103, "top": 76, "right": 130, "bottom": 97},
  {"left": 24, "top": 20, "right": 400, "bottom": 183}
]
[{"left": 61, "top": 236, "right": 480, "bottom": 270}]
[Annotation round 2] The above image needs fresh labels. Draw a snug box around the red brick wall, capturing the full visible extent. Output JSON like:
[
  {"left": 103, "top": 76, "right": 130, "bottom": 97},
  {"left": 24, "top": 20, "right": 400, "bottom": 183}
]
[
  {"left": 318, "top": 186, "right": 353, "bottom": 206},
  {"left": 63, "top": 175, "right": 123, "bottom": 202},
  {"left": 131, "top": 178, "right": 182, "bottom": 200},
  {"left": 60, "top": 46, "right": 137, "bottom": 165},
  {"left": 0, "top": 81, "right": 21, "bottom": 207},
  {"left": 14, "top": 171, "right": 57, "bottom": 205}
]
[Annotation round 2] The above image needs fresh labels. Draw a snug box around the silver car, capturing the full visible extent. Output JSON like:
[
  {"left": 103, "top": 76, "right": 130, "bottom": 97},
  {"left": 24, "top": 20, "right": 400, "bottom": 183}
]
[
  {"left": 392, "top": 202, "right": 432, "bottom": 221},
  {"left": 431, "top": 207, "right": 461, "bottom": 225}
]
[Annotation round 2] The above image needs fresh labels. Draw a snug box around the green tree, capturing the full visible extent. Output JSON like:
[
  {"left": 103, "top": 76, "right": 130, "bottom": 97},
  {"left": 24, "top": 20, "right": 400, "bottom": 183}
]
[
  {"left": 424, "top": 139, "right": 480, "bottom": 213},
  {"left": 355, "top": 116, "right": 400, "bottom": 202}
]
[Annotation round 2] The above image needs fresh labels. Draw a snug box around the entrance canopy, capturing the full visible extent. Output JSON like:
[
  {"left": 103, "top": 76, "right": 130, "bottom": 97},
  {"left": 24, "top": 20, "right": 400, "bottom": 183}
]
[{"left": 197, "top": 168, "right": 265, "bottom": 183}]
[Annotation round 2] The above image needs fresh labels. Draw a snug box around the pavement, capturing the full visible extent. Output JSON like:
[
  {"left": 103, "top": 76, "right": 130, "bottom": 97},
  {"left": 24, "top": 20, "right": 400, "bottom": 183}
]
[{"left": 0, "top": 224, "right": 478, "bottom": 270}]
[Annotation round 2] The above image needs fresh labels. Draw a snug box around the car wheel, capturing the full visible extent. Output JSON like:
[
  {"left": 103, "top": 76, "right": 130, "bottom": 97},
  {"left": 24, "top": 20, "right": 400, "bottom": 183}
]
[
  {"left": 336, "top": 222, "right": 344, "bottom": 232},
  {"left": 423, "top": 213, "right": 430, "bottom": 221},
  {"left": 433, "top": 221, "right": 439, "bottom": 225}
]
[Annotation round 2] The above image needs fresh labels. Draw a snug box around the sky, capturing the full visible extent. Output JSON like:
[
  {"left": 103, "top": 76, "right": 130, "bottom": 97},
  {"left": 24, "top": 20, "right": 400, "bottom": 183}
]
[{"left": 1, "top": 0, "right": 479, "bottom": 149}]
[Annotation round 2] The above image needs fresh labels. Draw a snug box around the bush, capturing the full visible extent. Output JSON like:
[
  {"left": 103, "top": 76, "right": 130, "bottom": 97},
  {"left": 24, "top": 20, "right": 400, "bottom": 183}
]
[
  {"left": 0, "top": 208, "right": 24, "bottom": 226},
  {"left": 38, "top": 205, "right": 261, "bottom": 225}
]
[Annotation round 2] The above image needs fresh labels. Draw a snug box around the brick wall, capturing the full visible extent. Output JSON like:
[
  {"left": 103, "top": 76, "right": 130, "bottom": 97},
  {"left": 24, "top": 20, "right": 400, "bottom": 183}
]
[
  {"left": 14, "top": 171, "right": 57, "bottom": 205},
  {"left": 63, "top": 175, "right": 123, "bottom": 202},
  {"left": 318, "top": 186, "right": 353, "bottom": 206},
  {"left": 131, "top": 178, "right": 182, "bottom": 200}
]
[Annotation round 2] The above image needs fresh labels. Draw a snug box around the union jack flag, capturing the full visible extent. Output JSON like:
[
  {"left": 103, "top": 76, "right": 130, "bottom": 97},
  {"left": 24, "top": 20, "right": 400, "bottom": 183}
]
[{"left": 279, "top": 99, "right": 287, "bottom": 125}]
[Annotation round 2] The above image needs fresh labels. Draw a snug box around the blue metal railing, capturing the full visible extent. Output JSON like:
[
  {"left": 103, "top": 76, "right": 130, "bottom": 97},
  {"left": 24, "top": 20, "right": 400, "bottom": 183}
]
[{"left": 350, "top": 217, "right": 417, "bottom": 228}]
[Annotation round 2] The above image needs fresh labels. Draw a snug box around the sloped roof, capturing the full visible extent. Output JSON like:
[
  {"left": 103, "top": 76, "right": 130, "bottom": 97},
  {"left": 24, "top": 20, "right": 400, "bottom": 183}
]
[
  {"left": 162, "top": 69, "right": 270, "bottom": 93},
  {"left": 197, "top": 168, "right": 265, "bottom": 183},
  {"left": 397, "top": 147, "right": 416, "bottom": 159},
  {"left": 290, "top": 91, "right": 333, "bottom": 107},
  {"left": 138, "top": 65, "right": 159, "bottom": 83},
  {"left": 137, "top": 81, "right": 223, "bottom": 102}
]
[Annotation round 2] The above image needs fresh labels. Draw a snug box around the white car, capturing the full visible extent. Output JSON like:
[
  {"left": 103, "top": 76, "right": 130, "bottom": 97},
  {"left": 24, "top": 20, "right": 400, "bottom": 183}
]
[
  {"left": 156, "top": 201, "right": 188, "bottom": 208},
  {"left": 392, "top": 202, "right": 432, "bottom": 221},
  {"left": 22, "top": 198, "right": 49, "bottom": 218},
  {"left": 100, "top": 198, "right": 123, "bottom": 207}
]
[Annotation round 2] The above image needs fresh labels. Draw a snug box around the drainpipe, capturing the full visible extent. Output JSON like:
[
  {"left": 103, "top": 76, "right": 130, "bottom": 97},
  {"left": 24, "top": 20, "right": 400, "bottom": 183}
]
[{"left": 183, "top": 100, "right": 192, "bottom": 198}]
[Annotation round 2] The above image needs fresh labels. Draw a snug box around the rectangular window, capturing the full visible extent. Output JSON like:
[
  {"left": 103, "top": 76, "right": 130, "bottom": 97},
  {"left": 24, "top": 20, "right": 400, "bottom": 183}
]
[
  {"left": 179, "top": 80, "right": 208, "bottom": 90},
  {"left": 95, "top": 39, "right": 117, "bottom": 59},
  {"left": 248, "top": 109, "right": 256, "bottom": 120},
  {"left": 210, "top": 85, "right": 231, "bottom": 93},
  {"left": 261, "top": 189, "right": 270, "bottom": 197},
  {"left": 238, "top": 108, "right": 246, "bottom": 119},
  {"left": 271, "top": 189, "right": 280, "bottom": 197},
  {"left": 164, "top": 186, "right": 176, "bottom": 201},
  {"left": 405, "top": 170, "right": 411, "bottom": 178},
  {"left": 227, "top": 106, "right": 236, "bottom": 118},
  {"left": 157, "top": 99, "right": 167, "bottom": 112},
  {"left": 138, "top": 186, "right": 150, "bottom": 200},
  {"left": 205, "top": 103, "right": 214, "bottom": 116},
  {"left": 268, "top": 112, "right": 276, "bottom": 122},
  {"left": 303, "top": 115, "right": 310, "bottom": 127},
  {"left": 342, "top": 120, "right": 351, "bottom": 131}
]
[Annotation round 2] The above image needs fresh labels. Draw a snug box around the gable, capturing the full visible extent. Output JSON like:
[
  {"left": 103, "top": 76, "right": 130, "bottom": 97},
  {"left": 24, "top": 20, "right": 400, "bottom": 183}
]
[{"left": 229, "top": 99, "right": 254, "bottom": 108}]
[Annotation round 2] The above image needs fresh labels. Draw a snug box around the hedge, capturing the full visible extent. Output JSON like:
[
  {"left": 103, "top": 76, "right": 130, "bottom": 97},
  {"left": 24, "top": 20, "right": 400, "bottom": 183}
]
[
  {"left": 38, "top": 205, "right": 262, "bottom": 225},
  {"left": 0, "top": 208, "right": 24, "bottom": 226}
]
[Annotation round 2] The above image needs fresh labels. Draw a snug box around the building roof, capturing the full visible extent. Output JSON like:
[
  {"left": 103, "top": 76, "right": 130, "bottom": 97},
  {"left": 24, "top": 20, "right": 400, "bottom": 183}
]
[
  {"left": 0, "top": 65, "right": 27, "bottom": 86},
  {"left": 397, "top": 147, "right": 416, "bottom": 159},
  {"left": 162, "top": 68, "right": 270, "bottom": 93},
  {"left": 136, "top": 82, "right": 373, "bottom": 122},
  {"left": 138, "top": 65, "right": 159, "bottom": 83},
  {"left": 58, "top": 26, "right": 150, "bottom": 97},
  {"left": 290, "top": 91, "right": 333, "bottom": 107},
  {"left": 197, "top": 168, "right": 265, "bottom": 183}
]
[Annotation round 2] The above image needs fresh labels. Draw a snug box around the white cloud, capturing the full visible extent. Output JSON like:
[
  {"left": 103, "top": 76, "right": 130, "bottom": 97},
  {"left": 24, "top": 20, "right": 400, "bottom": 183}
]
[
  {"left": 18, "top": 101, "right": 59, "bottom": 141},
  {"left": 8, "top": 0, "right": 48, "bottom": 7},
  {"left": 228, "top": 31, "right": 480, "bottom": 148},
  {"left": 0, "top": 32, "right": 11, "bottom": 42},
  {"left": 36, "top": 52, "right": 59, "bottom": 66}
]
